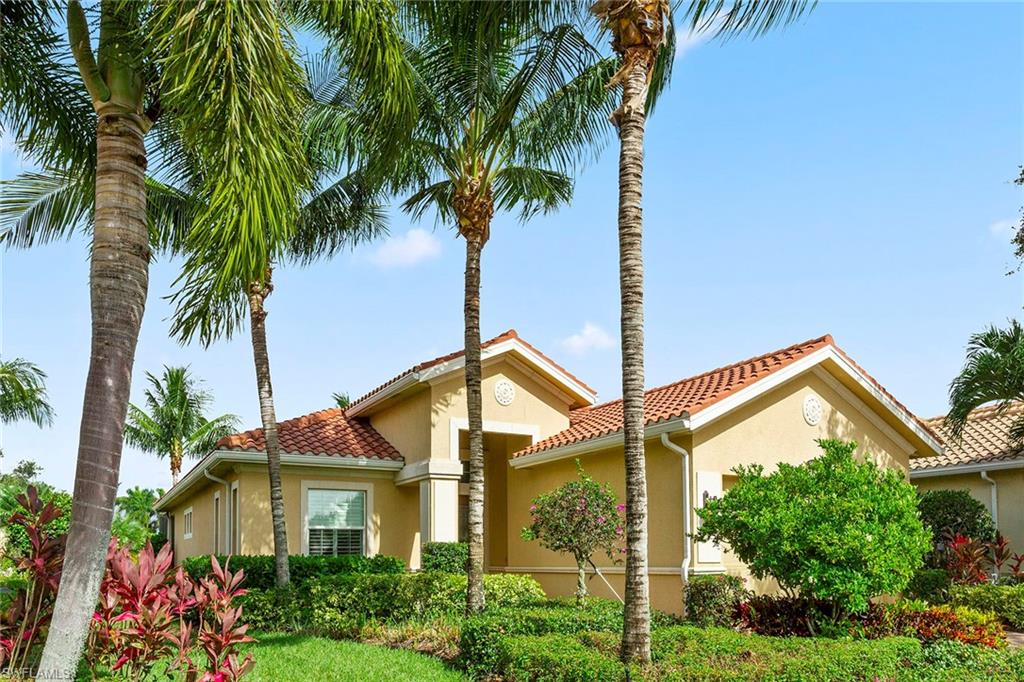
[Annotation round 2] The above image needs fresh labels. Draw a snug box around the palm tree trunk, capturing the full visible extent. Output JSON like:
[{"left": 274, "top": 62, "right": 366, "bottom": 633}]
[
  {"left": 617, "top": 54, "right": 652, "bottom": 663},
  {"left": 171, "top": 439, "right": 183, "bottom": 485},
  {"left": 464, "top": 234, "right": 486, "bottom": 615},
  {"left": 248, "top": 275, "right": 290, "bottom": 588},
  {"left": 38, "top": 109, "right": 149, "bottom": 677}
]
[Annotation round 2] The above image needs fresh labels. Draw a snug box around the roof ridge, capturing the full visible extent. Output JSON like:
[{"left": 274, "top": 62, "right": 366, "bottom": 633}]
[
  {"left": 925, "top": 400, "right": 1024, "bottom": 425},
  {"left": 568, "top": 334, "right": 833, "bottom": 415}
]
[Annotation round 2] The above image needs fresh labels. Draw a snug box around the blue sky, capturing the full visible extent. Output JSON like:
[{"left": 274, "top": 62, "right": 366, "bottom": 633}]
[{"left": 1, "top": 2, "right": 1022, "bottom": 493}]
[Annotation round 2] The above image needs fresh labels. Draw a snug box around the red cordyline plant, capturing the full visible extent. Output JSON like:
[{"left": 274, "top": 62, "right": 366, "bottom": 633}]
[
  {"left": 944, "top": 532, "right": 1024, "bottom": 585},
  {"left": 87, "top": 544, "right": 254, "bottom": 681},
  {"left": 0, "top": 486, "right": 65, "bottom": 674}
]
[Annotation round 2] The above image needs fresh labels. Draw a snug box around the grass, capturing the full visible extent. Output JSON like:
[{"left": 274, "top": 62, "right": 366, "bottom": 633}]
[{"left": 238, "top": 632, "right": 467, "bottom": 682}]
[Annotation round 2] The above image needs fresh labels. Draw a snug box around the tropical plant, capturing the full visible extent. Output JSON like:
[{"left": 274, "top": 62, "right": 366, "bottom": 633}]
[
  {"left": 0, "top": 358, "right": 54, "bottom": 430},
  {"left": 332, "top": 392, "right": 351, "bottom": 409},
  {"left": 1, "top": 0, "right": 323, "bottom": 672},
  {"left": 110, "top": 486, "right": 164, "bottom": 552},
  {"left": 588, "top": 0, "right": 813, "bottom": 662},
  {"left": 124, "top": 366, "right": 239, "bottom": 485},
  {"left": 520, "top": 461, "right": 625, "bottom": 604},
  {"left": 398, "top": 0, "right": 614, "bottom": 615},
  {"left": 696, "top": 439, "right": 931, "bottom": 620},
  {"left": 948, "top": 320, "right": 1024, "bottom": 444},
  {"left": 918, "top": 489, "right": 997, "bottom": 567}
]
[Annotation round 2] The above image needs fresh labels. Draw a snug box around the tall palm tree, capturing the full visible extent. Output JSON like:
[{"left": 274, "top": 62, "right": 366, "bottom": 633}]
[
  {"left": 948, "top": 321, "right": 1024, "bottom": 442},
  {"left": 124, "top": 366, "right": 239, "bottom": 485},
  {"left": 114, "top": 485, "right": 164, "bottom": 530},
  {"left": 398, "top": 2, "right": 614, "bottom": 614},
  {"left": 0, "top": 358, "right": 55, "bottom": 428},
  {"left": 1, "top": 1, "right": 407, "bottom": 673},
  {"left": 589, "top": 0, "right": 813, "bottom": 662}
]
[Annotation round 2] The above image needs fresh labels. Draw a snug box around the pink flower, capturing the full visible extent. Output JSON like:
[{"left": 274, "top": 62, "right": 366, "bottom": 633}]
[
  {"left": 529, "top": 505, "right": 537, "bottom": 512},
  {"left": 616, "top": 504, "right": 626, "bottom": 512},
  {"left": 597, "top": 516, "right": 606, "bottom": 524}
]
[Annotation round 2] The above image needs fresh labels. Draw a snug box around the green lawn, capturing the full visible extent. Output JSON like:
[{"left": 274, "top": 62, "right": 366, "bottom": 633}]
[{"left": 238, "top": 632, "right": 466, "bottom": 682}]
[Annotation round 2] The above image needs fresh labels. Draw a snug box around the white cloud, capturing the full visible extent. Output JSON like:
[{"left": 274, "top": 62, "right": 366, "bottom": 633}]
[
  {"left": 989, "top": 218, "right": 1016, "bottom": 238},
  {"left": 561, "top": 322, "right": 615, "bottom": 356},
  {"left": 675, "top": 17, "right": 725, "bottom": 58},
  {"left": 368, "top": 228, "right": 441, "bottom": 268}
]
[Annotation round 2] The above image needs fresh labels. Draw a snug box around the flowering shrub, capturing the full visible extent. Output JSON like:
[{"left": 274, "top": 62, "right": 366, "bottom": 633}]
[
  {"left": 0, "top": 486, "right": 65, "bottom": 672},
  {"left": 856, "top": 601, "right": 1005, "bottom": 648},
  {"left": 88, "top": 545, "right": 254, "bottom": 680},
  {"left": 520, "top": 461, "right": 624, "bottom": 604},
  {"left": 918, "top": 489, "right": 997, "bottom": 567}
]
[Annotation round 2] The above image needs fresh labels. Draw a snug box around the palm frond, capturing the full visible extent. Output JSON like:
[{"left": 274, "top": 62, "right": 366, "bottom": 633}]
[
  {"left": 947, "top": 321, "right": 1024, "bottom": 441},
  {"left": 680, "top": 0, "right": 814, "bottom": 39},
  {"left": 492, "top": 165, "right": 574, "bottom": 221},
  {"left": 0, "top": 169, "right": 93, "bottom": 247},
  {"left": 288, "top": 172, "right": 390, "bottom": 266},
  {"left": 0, "top": 358, "right": 55, "bottom": 427}
]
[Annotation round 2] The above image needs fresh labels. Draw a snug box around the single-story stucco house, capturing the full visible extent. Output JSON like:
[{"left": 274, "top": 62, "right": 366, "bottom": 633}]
[
  {"left": 154, "top": 330, "right": 943, "bottom": 614},
  {"left": 911, "top": 402, "right": 1024, "bottom": 554}
]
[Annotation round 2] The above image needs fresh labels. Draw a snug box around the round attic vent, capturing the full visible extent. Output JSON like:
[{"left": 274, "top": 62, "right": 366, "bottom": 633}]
[
  {"left": 494, "top": 379, "right": 516, "bottom": 406},
  {"left": 803, "top": 394, "right": 823, "bottom": 426}
]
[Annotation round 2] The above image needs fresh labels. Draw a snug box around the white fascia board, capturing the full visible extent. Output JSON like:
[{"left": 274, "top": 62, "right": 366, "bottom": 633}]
[
  {"left": 346, "top": 373, "right": 420, "bottom": 417},
  {"left": 910, "top": 459, "right": 1024, "bottom": 478},
  {"left": 154, "top": 450, "right": 402, "bottom": 510}
]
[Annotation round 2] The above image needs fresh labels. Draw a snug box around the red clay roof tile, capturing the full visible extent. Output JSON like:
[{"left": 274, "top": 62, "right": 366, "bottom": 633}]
[{"left": 911, "top": 402, "right": 1024, "bottom": 470}]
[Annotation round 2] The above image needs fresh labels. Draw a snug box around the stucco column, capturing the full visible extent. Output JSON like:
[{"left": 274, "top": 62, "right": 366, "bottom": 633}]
[{"left": 419, "top": 478, "right": 460, "bottom": 543}]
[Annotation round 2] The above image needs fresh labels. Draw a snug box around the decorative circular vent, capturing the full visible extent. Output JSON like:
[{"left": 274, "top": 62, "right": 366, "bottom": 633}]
[
  {"left": 803, "top": 395, "right": 823, "bottom": 426},
  {"left": 494, "top": 379, "right": 516, "bottom": 406}
]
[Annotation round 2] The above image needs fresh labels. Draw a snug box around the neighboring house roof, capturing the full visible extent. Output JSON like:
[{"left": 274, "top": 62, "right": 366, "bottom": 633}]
[
  {"left": 910, "top": 402, "right": 1024, "bottom": 473},
  {"left": 347, "top": 329, "right": 597, "bottom": 415},
  {"left": 216, "top": 408, "right": 402, "bottom": 461},
  {"left": 514, "top": 335, "right": 941, "bottom": 460}
]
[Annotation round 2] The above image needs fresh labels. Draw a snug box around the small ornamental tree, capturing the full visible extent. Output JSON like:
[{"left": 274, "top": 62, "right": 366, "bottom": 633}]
[
  {"left": 695, "top": 439, "right": 931, "bottom": 618},
  {"left": 520, "top": 461, "right": 625, "bottom": 604}
]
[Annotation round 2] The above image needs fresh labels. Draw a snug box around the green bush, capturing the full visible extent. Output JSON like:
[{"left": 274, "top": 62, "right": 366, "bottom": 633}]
[
  {"left": 460, "top": 598, "right": 677, "bottom": 677},
  {"left": 496, "top": 633, "right": 627, "bottom": 681},
  {"left": 917, "top": 640, "right": 1024, "bottom": 680},
  {"left": 181, "top": 553, "right": 405, "bottom": 589},
  {"left": 695, "top": 439, "right": 931, "bottom": 615},
  {"left": 918, "top": 489, "right": 997, "bottom": 567},
  {"left": 240, "top": 586, "right": 308, "bottom": 632},
  {"left": 307, "top": 572, "right": 546, "bottom": 636},
  {"left": 905, "top": 568, "right": 952, "bottom": 604},
  {"left": 420, "top": 542, "right": 468, "bottom": 573},
  {"left": 950, "top": 583, "right": 1024, "bottom": 629},
  {"left": 683, "top": 574, "right": 748, "bottom": 627}
]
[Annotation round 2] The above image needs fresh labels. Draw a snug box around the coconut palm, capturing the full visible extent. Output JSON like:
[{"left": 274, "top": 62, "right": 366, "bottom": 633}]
[
  {"left": 589, "top": 0, "right": 814, "bottom": 662},
  {"left": 1, "top": 0, "right": 410, "bottom": 672},
  {"left": 124, "top": 367, "right": 239, "bottom": 485},
  {"left": 948, "top": 321, "right": 1024, "bottom": 443},
  {"left": 0, "top": 358, "right": 54, "bottom": 428},
  {"left": 398, "top": 2, "right": 614, "bottom": 614}
]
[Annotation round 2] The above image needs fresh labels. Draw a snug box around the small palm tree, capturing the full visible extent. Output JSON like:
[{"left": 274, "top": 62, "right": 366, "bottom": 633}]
[
  {"left": 124, "top": 367, "right": 239, "bottom": 485},
  {"left": 0, "top": 359, "right": 55, "bottom": 428},
  {"left": 948, "top": 320, "right": 1024, "bottom": 442},
  {"left": 398, "top": 2, "right": 614, "bottom": 615},
  {"left": 332, "top": 392, "right": 352, "bottom": 409},
  {"left": 115, "top": 486, "right": 164, "bottom": 529}
]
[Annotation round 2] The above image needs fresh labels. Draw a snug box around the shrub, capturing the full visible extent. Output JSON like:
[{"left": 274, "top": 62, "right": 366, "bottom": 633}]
[
  {"left": 182, "top": 553, "right": 405, "bottom": 589},
  {"left": 946, "top": 533, "right": 992, "bottom": 585},
  {"left": 240, "top": 586, "right": 308, "bottom": 632},
  {"left": 918, "top": 639, "right": 1024, "bottom": 679},
  {"left": 856, "top": 601, "right": 1005, "bottom": 648},
  {"left": 683, "top": 574, "right": 748, "bottom": 628},
  {"left": 495, "top": 633, "right": 627, "bottom": 681},
  {"left": 520, "top": 461, "right": 625, "bottom": 604},
  {"left": 420, "top": 542, "right": 468, "bottom": 573},
  {"left": 951, "top": 583, "right": 1024, "bottom": 629},
  {"left": 696, "top": 439, "right": 931, "bottom": 616},
  {"left": 906, "top": 568, "right": 952, "bottom": 603},
  {"left": 739, "top": 595, "right": 833, "bottom": 637},
  {"left": 307, "top": 572, "right": 546, "bottom": 636},
  {"left": 918, "top": 489, "right": 997, "bottom": 567},
  {"left": 0, "top": 483, "right": 70, "bottom": 559}
]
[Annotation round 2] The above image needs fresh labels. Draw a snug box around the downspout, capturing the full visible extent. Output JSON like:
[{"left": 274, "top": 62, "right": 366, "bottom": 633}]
[
  {"left": 980, "top": 470, "right": 998, "bottom": 531},
  {"left": 205, "top": 469, "right": 230, "bottom": 554},
  {"left": 661, "top": 433, "right": 691, "bottom": 587}
]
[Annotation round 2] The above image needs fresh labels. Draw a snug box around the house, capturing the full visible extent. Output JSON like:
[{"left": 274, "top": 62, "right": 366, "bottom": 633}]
[
  {"left": 911, "top": 402, "right": 1024, "bottom": 553},
  {"left": 154, "top": 331, "right": 943, "bottom": 614}
]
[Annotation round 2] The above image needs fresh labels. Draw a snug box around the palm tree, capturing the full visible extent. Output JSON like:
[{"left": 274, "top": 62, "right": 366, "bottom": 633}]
[
  {"left": 398, "top": 2, "right": 614, "bottom": 614},
  {"left": 332, "top": 392, "right": 352, "bottom": 409},
  {"left": 124, "top": 367, "right": 239, "bottom": 485},
  {"left": 1, "top": 1, "right": 408, "bottom": 673},
  {"left": 589, "top": 0, "right": 814, "bottom": 662},
  {"left": 948, "top": 321, "right": 1024, "bottom": 442},
  {"left": 0, "top": 358, "right": 55, "bottom": 428},
  {"left": 114, "top": 485, "right": 164, "bottom": 530}
]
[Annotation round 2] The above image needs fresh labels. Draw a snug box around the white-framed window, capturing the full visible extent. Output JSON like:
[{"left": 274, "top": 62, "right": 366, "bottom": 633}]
[
  {"left": 213, "top": 492, "right": 221, "bottom": 554},
  {"left": 183, "top": 507, "right": 193, "bottom": 540},
  {"left": 300, "top": 481, "right": 373, "bottom": 557}
]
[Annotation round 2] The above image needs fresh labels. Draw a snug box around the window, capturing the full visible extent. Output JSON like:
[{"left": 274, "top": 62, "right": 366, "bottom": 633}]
[
  {"left": 183, "top": 507, "right": 193, "bottom": 540},
  {"left": 213, "top": 492, "right": 221, "bottom": 554},
  {"left": 307, "top": 489, "right": 365, "bottom": 556}
]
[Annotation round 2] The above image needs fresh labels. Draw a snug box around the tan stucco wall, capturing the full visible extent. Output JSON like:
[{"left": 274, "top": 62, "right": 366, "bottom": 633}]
[
  {"left": 914, "top": 469, "right": 1024, "bottom": 556},
  {"left": 370, "top": 390, "right": 433, "bottom": 464}
]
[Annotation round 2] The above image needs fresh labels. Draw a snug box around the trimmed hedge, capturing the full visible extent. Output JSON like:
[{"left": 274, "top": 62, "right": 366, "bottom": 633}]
[
  {"left": 906, "top": 568, "right": 952, "bottom": 604},
  {"left": 951, "top": 583, "right": 1024, "bottom": 629},
  {"left": 307, "top": 572, "right": 546, "bottom": 636},
  {"left": 460, "top": 598, "right": 678, "bottom": 677},
  {"left": 496, "top": 633, "right": 627, "bottom": 681},
  {"left": 182, "top": 554, "right": 404, "bottom": 589},
  {"left": 421, "top": 542, "right": 468, "bottom": 574},
  {"left": 684, "top": 574, "right": 749, "bottom": 627}
]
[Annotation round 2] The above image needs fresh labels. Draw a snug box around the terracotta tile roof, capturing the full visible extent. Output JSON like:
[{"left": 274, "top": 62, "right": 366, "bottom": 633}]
[
  {"left": 349, "top": 329, "right": 596, "bottom": 409},
  {"left": 515, "top": 335, "right": 939, "bottom": 458},
  {"left": 215, "top": 408, "right": 402, "bottom": 461},
  {"left": 910, "top": 402, "right": 1024, "bottom": 471}
]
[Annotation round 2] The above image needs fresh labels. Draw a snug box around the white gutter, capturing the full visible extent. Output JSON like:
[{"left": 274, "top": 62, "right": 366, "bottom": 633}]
[
  {"left": 510, "top": 416, "right": 691, "bottom": 469},
  {"left": 660, "top": 433, "right": 692, "bottom": 587},
  {"left": 980, "top": 471, "right": 999, "bottom": 530},
  {"left": 909, "top": 459, "right": 1024, "bottom": 478}
]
